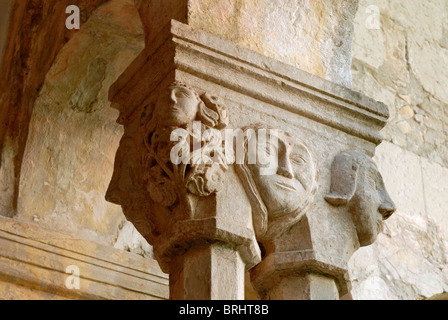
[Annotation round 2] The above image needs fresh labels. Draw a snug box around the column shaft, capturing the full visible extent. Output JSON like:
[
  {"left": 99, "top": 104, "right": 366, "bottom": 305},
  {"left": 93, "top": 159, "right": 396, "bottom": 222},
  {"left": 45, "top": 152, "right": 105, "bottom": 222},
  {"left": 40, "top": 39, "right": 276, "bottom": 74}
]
[{"left": 169, "top": 243, "right": 245, "bottom": 300}]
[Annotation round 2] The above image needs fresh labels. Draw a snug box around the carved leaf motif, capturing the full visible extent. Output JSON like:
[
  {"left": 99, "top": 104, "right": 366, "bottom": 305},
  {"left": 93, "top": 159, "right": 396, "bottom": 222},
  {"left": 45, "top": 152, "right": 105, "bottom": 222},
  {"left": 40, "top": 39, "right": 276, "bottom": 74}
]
[
  {"left": 140, "top": 86, "right": 231, "bottom": 204},
  {"left": 201, "top": 94, "right": 229, "bottom": 129},
  {"left": 186, "top": 164, "right": 226, "bottom": 197}
]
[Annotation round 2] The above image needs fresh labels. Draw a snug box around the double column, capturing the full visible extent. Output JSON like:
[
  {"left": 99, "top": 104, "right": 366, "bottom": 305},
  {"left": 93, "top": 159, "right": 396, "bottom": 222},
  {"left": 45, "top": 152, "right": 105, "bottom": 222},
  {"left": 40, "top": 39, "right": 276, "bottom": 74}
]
[{"left": 105, "top": 1, "right": 394, "bottom": 300}]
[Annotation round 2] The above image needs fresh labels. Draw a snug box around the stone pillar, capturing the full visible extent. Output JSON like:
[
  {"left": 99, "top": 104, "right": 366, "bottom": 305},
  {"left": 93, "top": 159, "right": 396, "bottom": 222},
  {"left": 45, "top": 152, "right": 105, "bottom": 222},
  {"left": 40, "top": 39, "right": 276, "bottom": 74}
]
[
  {"left": 106, "top": 19, "right": 262, "bottom": 298},
  {"left": 249, "top": 217, "right": 350, "bottom": 300},
  {"left": 250, "top": 148, "right": 396, "bottom": 300},
  {"left": 107, "top": 1, "right": 394, "bottom": 300}
]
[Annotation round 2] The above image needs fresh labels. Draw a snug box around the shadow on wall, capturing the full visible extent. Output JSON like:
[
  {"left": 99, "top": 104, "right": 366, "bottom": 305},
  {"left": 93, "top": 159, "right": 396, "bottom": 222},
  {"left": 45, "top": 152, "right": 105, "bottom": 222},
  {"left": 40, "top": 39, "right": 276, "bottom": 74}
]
[{"left": 14, "top": 0, "right": 148, "bottom": 250}]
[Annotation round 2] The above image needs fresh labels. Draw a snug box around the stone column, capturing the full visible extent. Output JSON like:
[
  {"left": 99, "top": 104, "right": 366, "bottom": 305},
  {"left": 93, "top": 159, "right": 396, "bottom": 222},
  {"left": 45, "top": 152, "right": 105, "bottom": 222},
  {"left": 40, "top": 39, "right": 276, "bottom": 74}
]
[
  {"left": 105, "top": 74, "right": 261, "bottom": 299},
  {"left": 106, "top": 1, "right": 394, "bottom": 300},
  {"left": 249, "top": 218, "right": 349, "bottom": 300}
]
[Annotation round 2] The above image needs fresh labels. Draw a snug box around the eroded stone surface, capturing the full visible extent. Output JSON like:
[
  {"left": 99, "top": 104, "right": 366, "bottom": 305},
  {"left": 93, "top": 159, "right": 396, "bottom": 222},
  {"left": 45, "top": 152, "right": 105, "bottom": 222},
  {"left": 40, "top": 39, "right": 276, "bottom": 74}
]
[
  {"left": 16, "top": 0, "right": 146, "bottom": 247},
  {"left": 188, "top": 0, "right": 359, "bottom": 87},
  {"left": 352, "top": 0, "right": 448, "bottom": 168},
  {"left": 0, "top": 0, "right": 109, "bottom": 218},
  {"left": 349, "top": 0, "right": 448, "bottom": 300},
  {"left": 348, "top": 142, "right": 448, "bottom": 299}
]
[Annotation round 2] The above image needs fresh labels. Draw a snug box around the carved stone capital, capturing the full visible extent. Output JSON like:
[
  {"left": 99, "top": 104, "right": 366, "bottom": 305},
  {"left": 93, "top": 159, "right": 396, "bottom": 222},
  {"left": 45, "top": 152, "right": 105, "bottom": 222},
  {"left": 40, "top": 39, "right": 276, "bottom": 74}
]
[
  {"left": 106, "top": 19, "right": 392, "bottom": 300},
  {"left": 106, "top": 81, "right": 261, "bottom": 277}
]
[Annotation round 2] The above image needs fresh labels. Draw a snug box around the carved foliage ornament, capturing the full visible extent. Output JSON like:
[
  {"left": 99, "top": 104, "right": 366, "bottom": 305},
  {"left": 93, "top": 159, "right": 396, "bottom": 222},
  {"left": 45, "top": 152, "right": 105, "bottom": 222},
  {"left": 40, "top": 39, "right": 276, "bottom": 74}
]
[
  {"left": 106, "top": 82, "right": 230, "bottom": 243},
  {"left": 144, "top": 82, "right": 231, "bottom": 214}
]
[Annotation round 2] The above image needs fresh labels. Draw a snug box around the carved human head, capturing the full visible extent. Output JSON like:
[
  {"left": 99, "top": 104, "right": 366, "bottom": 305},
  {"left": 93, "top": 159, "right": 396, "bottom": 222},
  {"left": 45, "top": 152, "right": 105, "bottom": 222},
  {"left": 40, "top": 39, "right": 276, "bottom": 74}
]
[
  {"left": 154, "top": 82, "right": 229, "bottom": 129},
  {"left": 155, "top": 82, "right": 202, "bottom": 127},
  {"left": 325, "top": 150, "right": 396, "bottom": 247},
  {"left": 235, "top": 125, "right": 318, "bottom": 241}
]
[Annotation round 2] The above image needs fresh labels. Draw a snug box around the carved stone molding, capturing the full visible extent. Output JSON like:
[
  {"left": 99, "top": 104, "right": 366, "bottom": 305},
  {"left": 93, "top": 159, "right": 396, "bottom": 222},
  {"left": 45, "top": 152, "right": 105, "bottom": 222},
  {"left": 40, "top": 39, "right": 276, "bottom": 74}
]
[
  {"left": 107, "top": 20, "right": 392, "bottom": 300},
  {"left": 109, "top": 20, "right": 390, "bottom": 146},
  {"left": 0, "top": 217, "right": 169, "bottom": 300}
]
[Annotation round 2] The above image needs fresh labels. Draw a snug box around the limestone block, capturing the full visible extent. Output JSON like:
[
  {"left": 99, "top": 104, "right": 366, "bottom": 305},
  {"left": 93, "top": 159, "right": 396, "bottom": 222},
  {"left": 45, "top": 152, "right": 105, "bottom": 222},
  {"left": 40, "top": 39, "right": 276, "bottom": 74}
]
[
  {"left": 353, "top": 1, "right": 411, "bottom": 86},
  {"left": 386, "top": 0, "right": 446, "bottom": 44},
  {"left": 134, "top": 0, "right": 359, "bottom": 87},
  {"left": 373, "top": 142, "right": 426, "bottom": 221},
  {"left": 421, "top": 158, "right": 448, "bottom": 241},
  {"left": 408, "top": 40, "right": 448, "bottom": 104},
  {"left": 352, "top": 0, "right": 448, "bottom": 172},
  {"left": 351, "top": 68, "right": 397, "bottom": 111},
  {"left": 352, "top": 1, "right": 385, "bottom": 69}
]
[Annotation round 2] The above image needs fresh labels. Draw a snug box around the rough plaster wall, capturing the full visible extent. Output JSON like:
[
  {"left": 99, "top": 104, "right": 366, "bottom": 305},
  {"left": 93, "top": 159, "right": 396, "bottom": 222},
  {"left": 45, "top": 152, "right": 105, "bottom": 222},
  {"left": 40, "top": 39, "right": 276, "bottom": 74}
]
[
  {"left": 188, "top": 0, "right": 359, "bottom": 87},
  {"left": 349, "top": 0, "right": 448, "bottom": 299},
  {"left": 16, "top": 0, "right": 151, "bottom": 252}
]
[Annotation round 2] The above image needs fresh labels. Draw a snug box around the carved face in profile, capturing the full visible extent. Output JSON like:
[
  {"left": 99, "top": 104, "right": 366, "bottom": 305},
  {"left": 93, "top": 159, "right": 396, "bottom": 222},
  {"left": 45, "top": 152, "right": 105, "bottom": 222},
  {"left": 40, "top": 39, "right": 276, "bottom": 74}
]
[
  {"left": 155, "top": 84, "right": 202, "bottom": 127},
  {"left": 325, "top": 150, "right": 396, "bottom": 247},
  {"left": 235, "top": 126, "right": 318, "bottom": 241}
]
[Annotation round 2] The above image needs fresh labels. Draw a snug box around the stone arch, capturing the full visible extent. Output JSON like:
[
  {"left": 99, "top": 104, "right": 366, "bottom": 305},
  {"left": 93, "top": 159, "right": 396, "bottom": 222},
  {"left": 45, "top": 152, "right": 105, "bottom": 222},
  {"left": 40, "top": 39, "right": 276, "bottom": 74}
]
[{"left": 10, "top": 0, "right": 151, "bottom": 251}]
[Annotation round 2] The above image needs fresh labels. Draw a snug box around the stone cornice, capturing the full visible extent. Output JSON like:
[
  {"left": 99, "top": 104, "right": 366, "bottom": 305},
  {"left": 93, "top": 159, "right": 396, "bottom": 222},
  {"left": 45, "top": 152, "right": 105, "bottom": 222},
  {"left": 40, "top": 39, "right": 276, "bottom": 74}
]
[{"left": 110, "top": 20, "right": 390, "bottom": 145}]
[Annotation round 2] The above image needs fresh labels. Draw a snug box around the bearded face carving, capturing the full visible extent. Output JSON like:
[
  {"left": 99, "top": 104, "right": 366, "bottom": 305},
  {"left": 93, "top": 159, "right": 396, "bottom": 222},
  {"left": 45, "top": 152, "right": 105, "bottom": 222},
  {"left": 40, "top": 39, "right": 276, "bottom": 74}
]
[{"left": 106, "top": 82, "right": 230, "bottom": 244}]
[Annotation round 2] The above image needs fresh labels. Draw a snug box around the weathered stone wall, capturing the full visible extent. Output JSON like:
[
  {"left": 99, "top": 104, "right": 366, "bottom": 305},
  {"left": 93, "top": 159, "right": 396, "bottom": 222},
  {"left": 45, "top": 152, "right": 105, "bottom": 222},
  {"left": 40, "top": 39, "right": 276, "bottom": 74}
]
[
  {"left": 188, "top": 0, "right": 359, "bottom": 87},
  {"left": 16, "top": 0, "right": 150, "bottom": 250},
  {"left": 7, "top": 0, "right": 448, "bottom": 300},
  {"left": 348, "top": 0, "right": 448, "bottom": 299}
]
